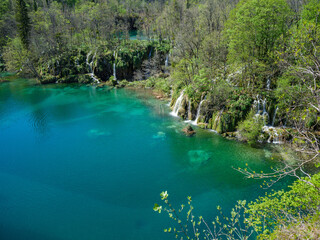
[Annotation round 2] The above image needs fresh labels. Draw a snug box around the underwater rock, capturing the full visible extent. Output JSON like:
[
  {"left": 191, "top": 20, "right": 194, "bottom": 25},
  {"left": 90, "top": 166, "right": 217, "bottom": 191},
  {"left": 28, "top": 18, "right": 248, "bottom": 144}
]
[
  {"left": 188, "top": 150, "right": 210, "bottom": 167},
  {"left": 0, "top": 79, "right": 9, "bottom": 83},
  {"left": 152, "top": 131, "right": 166, "bottom": 139},
  {"left": 182, "top": 125, "right": 196, "bottom": 136},
  {"left": 87, "top": 129, "right": 111, "bottom": 138}
]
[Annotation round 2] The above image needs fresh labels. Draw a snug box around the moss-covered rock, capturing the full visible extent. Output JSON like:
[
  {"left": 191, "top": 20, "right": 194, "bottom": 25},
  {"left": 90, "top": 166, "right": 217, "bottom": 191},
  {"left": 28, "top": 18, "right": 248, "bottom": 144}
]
[
  {"left": 78, "top": 74, "right": 95, "bottom": 84},
  {"left": 39, "top": 75, "right": 57, "bottom": 84}
]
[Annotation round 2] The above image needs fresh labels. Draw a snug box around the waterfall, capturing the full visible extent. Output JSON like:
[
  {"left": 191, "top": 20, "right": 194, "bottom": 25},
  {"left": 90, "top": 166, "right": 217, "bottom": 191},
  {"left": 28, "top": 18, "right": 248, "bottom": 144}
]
[
  {"left": 86, "top": 51, "right": 92, "bottom": 72},
  {"left": 191, "top": 98, "right": 205, "bottom": 125},
  {"left": 273, "top": 131, "right": 281, "bottom": 144},
  {"left": 113, "top": 51, "right": 117, "bottom": 80},
  {"left": 266, "top": 78, "right": 270, "bottom": 90},
  {"left": 262, "top": 98, "right": 269, "bottom": 125},
  {"left": 170, "top": 90, "right": 185, "bottom": 117},
  {"left": 86, "top": 51, "right": 100, "bottom": 84},
  {"left": 165, "top": 55, "right": 169, "bottom": 68},
  {"left": 257, "top": 99, "right": 260, "bottom": 114},
  {"left": 272, "top": 107, "right": 278, "bottom": 126},
  {"left": 148, "top": 48, "right": 152, "bottom": 59},
  {"left": 113, "top": 63, "right": 116, "bottom": 80},
  {"left": 256, "top": 95, "right": 260, "bottom": 114},
  {"left": 263, "top": 126, "right": 281, "bottom": 144},
  {"left": 262, "top": 98, "right": 267, "bottom": 115}
]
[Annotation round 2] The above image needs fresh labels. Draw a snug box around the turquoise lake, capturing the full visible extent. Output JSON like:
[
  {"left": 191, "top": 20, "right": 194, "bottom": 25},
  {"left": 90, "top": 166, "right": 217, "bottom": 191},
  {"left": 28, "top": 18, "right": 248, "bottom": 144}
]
[{"left": 0, "top": 78, "right": 288, "bottom": 240}]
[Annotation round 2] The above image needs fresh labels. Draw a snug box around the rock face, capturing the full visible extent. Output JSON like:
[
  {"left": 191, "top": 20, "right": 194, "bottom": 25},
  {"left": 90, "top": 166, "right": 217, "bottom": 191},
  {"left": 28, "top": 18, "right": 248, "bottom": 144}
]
[
  {"left": 39, "top": 41, "right": 170, "bottom": 84},
  {"left": 182, "top": 125, "right": 196, "bottom": 136},
  {"left": 170, "top": 90, "right": 255, "bottom": 135}
]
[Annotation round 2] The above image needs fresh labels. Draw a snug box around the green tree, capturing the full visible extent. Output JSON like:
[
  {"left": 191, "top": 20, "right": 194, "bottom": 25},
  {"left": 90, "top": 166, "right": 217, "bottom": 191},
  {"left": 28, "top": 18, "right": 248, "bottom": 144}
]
[
  {"left": 225, "top": 0, "right": 292, "bottom": 63},
  {"left": 15, "top": 0, "right": 31, "bottom": 49}
]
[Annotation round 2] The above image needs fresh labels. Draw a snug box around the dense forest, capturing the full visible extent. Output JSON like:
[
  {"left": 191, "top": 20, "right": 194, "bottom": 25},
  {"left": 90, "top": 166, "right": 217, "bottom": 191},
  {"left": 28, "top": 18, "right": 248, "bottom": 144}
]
[{"left": 1, "top": 0, "right": 320, "bottom": 239}]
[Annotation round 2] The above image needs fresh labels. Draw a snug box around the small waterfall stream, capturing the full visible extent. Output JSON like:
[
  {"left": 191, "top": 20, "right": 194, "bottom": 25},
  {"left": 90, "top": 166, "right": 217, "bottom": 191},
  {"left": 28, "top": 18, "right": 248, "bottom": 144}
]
[
  {"left": 262, "top": 99, "right": 268, "bottom": 116},
  {"left": 165, "top": 55, "right": 169, "bottom": 68},
  {"left": 170, "top": 90, "right": 185, "bottom": 117},
  {"left": 272, "top": 107, "right": 278, "bottom": 126},
  {"left": 113, "top": 63, "right": 116, "bottom": 80},
  {"left": 190, "top": 98, "right": 205, "bottom": 125},
  {"left": 266, "top": 78, "right": 270, "bottom": 90},
  {"left": 113, "top": 51, "right": 117, "bottom": 81},
  {"left": 86, "top": 51, "right": 100, "bottom": 84}
]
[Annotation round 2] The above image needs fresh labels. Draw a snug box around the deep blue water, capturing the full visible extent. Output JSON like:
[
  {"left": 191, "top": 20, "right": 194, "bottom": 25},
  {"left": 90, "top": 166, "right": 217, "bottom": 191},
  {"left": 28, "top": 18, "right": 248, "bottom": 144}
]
[{"left": 0, "top": 78, "right": 286, "bottom": 240}]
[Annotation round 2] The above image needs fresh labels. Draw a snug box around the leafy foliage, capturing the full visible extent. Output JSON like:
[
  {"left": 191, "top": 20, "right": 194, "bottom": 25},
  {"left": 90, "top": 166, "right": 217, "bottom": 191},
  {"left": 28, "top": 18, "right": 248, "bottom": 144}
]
[{"left": 154, "top": 173, "right": 320, "bottom": 239}]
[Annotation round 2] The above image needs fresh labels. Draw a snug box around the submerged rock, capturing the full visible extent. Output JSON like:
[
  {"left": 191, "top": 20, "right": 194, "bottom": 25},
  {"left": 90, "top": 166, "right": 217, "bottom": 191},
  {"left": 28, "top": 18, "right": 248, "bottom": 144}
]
[
  {"left": 152, "top": 131, "right": 166, "bottom": 139},
  {"left": 182, "top": 125, "right": 196, "bottom": 136},
  {"left": 87, "top": 129, "right": 111, "bottom": 138},
  {"left": 188, "top": 150, "right": 210, "bottom": 167},
  {"left": 0, "top": 79, "right": 9, "bottom": 83}
]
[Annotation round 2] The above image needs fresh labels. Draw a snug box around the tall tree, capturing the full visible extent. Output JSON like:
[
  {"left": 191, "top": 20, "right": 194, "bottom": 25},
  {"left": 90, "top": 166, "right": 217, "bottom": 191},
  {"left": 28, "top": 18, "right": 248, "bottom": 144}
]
[
  {"left": 15, "top": 0, "right": 30, "bottom": 49},
  {"left": 225, "top": 0, "right": 293, "bottom": 63}
]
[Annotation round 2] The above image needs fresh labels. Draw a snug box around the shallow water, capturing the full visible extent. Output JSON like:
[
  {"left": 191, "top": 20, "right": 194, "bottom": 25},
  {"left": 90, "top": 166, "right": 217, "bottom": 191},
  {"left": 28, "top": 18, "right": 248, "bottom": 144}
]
[{"left": 0, "top": 78, "right": 287, "bottom": 240}]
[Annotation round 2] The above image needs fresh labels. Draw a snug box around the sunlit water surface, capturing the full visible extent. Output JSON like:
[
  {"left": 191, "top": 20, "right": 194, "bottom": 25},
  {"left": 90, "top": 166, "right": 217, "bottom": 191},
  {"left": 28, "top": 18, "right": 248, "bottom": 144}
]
[{"left": 0, "top": 78, "right": 287, "bottom": 240}]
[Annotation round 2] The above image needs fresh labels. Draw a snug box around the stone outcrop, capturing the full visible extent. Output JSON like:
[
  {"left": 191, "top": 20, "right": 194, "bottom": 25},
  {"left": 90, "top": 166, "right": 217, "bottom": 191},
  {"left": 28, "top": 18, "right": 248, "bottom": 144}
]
[{"left": 182, "top": 125, "right": 196, "bottom": 136}]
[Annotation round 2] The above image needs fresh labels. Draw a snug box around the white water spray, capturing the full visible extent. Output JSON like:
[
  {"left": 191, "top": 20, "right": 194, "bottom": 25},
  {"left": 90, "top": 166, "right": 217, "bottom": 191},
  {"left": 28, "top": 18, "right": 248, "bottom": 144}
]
[
  {"left": 266, "top": 78, "right": 270, "bottom": 90},
  {"left": 272, "top": 107, "right": 278, "bottom": 126},
  {"left": 86, "top": 51, "right": 100, "bottom": 84},
  {"left": 165, "top": 54, "right": 169, "bottom": 68},
  {"left": 113, "top": 51, "right": 117, "bottom": 81},
  {"left": 170, "top": 90, "right": 185, "bottom": 117},
  {"left": 190, "top": 98, "right": 205, "bottom": 125}
]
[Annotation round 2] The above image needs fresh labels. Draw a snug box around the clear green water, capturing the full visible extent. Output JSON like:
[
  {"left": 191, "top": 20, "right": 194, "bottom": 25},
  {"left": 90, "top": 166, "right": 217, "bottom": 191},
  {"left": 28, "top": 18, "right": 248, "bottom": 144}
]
[{"left": 0, "top": 78, "right": 287, "bottom": 240}]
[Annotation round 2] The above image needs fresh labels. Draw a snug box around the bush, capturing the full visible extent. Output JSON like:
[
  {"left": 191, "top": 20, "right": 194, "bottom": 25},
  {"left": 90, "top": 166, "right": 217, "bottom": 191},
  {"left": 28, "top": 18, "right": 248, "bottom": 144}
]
[
  {"left": 238, "top": 112, "right": 265, "bottom": 145},
  {"left": 247, "top": 173, "right": 320, "bottom": 239}
]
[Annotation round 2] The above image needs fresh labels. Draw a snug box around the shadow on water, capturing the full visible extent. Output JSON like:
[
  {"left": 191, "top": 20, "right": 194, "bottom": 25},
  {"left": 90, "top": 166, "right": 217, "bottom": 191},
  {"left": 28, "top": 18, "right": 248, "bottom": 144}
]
[{"left": 0, "top": 225, "right": 62, "bottom": 240}]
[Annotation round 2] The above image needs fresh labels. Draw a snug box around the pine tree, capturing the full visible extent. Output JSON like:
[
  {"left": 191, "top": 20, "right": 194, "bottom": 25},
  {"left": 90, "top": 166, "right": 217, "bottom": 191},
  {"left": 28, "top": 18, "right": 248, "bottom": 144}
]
[{"left": 15, "top": 0, "right": 30, "bottom": 49}]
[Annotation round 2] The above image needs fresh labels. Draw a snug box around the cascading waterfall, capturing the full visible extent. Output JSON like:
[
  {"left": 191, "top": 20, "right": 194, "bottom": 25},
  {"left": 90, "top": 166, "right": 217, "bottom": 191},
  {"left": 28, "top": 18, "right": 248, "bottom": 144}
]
[
  {"left": 273, "top": 131, "right": 281, "bottom": 144},
  {"left": 262, "top": 98, "right": 267, "bottom": 115},
  {"left": 165, "top": 54, "right": 169, "bottom": 68},
  {"left": 170, "top": 90, "right": 185, "bottom": 117},
  {"left": 113, "top": 63, "right": 116, "bottom": 79},
  {"left": 191, "top": 97, "right": 205, "bottom": 125},
  {"left": 113, "top": 51, "right": 117, "bottom": 81},
  {"left": 266, "top": 78, "right": 271, "bottom": 90},
  {"left": 86, "top": 51, "right": 92, "bottom": 72},
  {"left": 86, "top": 51, "right": 100, "bottom": 84},
  {"left": 262, "top": 98, "right": 269, "bottom": 125},
  {"left": 272, "top": 107, "right": 278, "bottom": 126},
  {"left": 255, "top": 94, "right": 260, "bottom": 114},
  {"left": 263, "top": 126, "right": 282, "bottom": 144}
]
